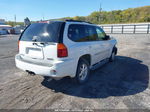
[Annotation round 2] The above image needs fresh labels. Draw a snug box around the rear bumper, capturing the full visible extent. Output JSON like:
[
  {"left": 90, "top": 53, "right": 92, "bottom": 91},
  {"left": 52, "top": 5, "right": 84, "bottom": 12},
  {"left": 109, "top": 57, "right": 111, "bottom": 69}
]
[{"left": 15, "top": 54, "right": 76, "bottom": 78}]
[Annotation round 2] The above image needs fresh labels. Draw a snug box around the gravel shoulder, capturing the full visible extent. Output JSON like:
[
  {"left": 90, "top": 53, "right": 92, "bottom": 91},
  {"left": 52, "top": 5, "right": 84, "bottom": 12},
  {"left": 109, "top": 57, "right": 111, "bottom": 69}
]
[{"left": 0, "top": 34, "right": 150, "bottom": 109}]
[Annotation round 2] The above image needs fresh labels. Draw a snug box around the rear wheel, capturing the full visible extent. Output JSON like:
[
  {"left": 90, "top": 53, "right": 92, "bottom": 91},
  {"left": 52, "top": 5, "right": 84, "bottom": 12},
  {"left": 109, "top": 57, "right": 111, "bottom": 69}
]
[
  {"left": 74, "top": 59, "right": 90, "bottom": 84},
  {"left": 43, "top": 76, "right": 53, "bottom": 82}
]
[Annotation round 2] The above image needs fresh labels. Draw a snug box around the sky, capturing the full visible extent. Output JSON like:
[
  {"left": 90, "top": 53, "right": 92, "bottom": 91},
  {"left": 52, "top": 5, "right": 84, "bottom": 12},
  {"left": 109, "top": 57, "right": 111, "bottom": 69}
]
[{"left": 0, "top": 0, "right": 150, "bottom": 22}]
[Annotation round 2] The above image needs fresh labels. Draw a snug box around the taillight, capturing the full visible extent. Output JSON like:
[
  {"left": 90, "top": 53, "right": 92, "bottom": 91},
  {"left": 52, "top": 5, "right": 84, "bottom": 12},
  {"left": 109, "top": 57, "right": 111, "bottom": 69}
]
[
  {"left": 18, "top": 41, "right": 20, "bottom": 52},
  {"left": 57, "top": 43, "right": 68, "bottom": 58}
]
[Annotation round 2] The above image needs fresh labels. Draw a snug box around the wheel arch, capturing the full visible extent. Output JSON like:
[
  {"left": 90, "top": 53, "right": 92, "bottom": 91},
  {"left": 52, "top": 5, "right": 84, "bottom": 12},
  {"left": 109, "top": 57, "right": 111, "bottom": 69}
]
[
  {"left": 78, "top": 54, "right": 91, "bottom": 66},
  {"left": 112, "top": 46, "right": 117, "bottom": 55}
]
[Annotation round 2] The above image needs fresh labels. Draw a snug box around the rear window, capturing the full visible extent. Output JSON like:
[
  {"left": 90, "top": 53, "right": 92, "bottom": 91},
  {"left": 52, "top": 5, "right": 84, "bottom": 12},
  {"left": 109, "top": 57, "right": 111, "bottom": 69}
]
[{"left": 20, "top": 22, "right": 65, "bottom": 42}]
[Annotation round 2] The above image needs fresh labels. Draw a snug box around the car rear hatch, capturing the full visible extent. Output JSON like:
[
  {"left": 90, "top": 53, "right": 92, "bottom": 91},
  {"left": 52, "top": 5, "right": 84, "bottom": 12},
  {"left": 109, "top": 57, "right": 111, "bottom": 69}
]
[{"left": 19, "top": 21, "right": 65, "bottom": 61}]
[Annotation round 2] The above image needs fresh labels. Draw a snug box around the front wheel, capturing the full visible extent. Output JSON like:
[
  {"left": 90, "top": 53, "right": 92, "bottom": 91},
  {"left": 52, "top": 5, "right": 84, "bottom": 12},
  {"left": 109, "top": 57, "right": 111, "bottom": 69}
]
[
  {"left": 74, "top": 59, "right": 90, "bottom": 84},
  {"left": 109, "top": 51, "right": 116, "bottom": 62}
]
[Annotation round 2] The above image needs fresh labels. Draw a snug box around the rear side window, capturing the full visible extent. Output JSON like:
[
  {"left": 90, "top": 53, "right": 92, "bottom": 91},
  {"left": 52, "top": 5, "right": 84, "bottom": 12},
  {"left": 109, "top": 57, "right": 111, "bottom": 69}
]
[
  {"left": 68, "top": 24, "right": 98, "bottom": 42},
  {"left": 20, "top": 22, "right": 65, "bottom": 42},
  {"left": 68, "top": 24, "right": 88, "bottom": 42}
]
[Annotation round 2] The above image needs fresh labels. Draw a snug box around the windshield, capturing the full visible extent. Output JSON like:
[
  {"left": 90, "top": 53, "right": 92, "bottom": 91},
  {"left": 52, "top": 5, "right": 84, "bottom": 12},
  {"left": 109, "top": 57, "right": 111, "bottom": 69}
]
[{"left": 20, "top": 22, "right": 64, "bottom": 42}]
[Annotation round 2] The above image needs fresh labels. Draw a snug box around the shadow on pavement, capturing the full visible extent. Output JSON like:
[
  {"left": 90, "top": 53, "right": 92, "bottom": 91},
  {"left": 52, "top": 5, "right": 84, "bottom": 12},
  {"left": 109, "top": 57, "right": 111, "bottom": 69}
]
[{"left": 41, "top": 56, "right": 149, "bottom": 98}]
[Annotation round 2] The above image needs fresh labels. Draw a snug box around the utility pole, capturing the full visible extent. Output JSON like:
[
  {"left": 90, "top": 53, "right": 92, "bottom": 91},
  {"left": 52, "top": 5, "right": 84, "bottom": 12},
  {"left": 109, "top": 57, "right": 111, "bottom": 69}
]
[
  {"left": 99, "top": 2, "right": 102, "bottom": 24},
  {"left": 14, "top": 15, "right": 16, "bottom": 26}
]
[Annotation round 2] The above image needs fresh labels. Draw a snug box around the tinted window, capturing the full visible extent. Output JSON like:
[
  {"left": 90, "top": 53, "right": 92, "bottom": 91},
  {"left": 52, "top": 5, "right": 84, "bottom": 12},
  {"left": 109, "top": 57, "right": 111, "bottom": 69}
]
[
  {"left": 85, "top": 25, "right": 98, "bottom": 41},
  {"left": 96, "top": 27, "right": 106, "bottom": 40},
  {"left": 68, "top": 24, "right": 98, "bottom": 42},
  {"left": 20, "top": 22, "right": 64, "bottom": 42},
  {"left": 68, "top": 24, "right": 88, "bottom": 42}
]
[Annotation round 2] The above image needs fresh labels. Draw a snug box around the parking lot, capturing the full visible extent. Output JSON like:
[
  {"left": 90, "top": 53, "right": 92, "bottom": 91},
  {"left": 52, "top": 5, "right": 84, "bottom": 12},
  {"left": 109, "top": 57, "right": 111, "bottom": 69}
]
[{"left": 0, "top": 34, "right": 150, "bottom": 109}]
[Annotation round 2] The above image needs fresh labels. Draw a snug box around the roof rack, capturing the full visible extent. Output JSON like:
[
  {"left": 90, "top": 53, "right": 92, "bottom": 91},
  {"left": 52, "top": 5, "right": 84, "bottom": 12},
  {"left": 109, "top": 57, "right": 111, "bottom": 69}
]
[{"left": 65, "top": 19, "right": 93, "bottom": 24}]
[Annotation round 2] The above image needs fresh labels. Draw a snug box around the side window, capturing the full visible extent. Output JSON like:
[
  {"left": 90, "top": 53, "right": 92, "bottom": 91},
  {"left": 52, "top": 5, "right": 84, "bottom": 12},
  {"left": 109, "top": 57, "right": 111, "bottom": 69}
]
[
  {"left": 85, "top": 25, "right": 98, "bottom": 41},
  {"left": 68, "top": 24, "right": 88, "bottom": 42},
  {"left": 96, "top": 27, "right": 106, "bottom": 40}
]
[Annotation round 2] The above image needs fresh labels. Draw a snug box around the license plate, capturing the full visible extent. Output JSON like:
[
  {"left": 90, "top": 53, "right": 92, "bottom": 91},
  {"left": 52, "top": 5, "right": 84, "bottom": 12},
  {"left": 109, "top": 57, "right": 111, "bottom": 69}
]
[{"left": 26, "top": 47, "right": 43, "bottom": 59}]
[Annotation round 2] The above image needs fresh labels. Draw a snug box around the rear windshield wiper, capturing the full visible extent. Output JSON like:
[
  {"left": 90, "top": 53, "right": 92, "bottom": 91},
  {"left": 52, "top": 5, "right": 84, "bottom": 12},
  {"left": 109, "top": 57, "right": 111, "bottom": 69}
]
[
  {"left": 32, "top": 36, "right": 38, "bottom": 42},
  {"left": 39, "top": 42, "right": 45, "bottom": 45}
]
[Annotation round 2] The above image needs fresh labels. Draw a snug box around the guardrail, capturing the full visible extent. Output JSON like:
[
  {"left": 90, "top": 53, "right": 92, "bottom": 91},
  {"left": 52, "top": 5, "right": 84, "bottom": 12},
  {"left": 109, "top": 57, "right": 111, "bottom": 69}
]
[{"left": 100, "top": 24, "right": 150, "bottom": 34}]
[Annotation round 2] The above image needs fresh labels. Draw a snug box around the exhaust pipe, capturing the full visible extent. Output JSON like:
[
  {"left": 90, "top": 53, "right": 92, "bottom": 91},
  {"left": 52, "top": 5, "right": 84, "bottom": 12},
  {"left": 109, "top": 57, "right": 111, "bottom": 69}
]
[{"left": 26, "top": 70, "right": 36, "bottom": 76}]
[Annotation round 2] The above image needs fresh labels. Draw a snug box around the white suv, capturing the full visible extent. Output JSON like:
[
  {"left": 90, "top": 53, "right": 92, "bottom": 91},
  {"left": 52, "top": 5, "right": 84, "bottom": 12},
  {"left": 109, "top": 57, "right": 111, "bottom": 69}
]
[{"left": 15, "top": 20, "right": 117, "bottom": 84}]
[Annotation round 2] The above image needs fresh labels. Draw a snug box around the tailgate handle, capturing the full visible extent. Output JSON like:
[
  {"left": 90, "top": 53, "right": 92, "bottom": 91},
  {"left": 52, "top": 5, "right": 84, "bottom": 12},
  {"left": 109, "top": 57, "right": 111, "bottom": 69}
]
[{"left": 33, "top": 42, "right": 45, "bottom": 47}]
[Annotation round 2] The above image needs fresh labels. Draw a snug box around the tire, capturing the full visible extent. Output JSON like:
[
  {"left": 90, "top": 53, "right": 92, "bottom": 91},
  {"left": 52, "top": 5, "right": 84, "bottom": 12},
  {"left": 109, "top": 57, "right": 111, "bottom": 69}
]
[
  {"left": 109, "top": 51, "right": 116, "bottom": 62},
  {"left": 43, "top": 76, "right": 53, "bottom": 82},
  {"left": 74, "top": 58, "right": 90, "bottom": 84}
]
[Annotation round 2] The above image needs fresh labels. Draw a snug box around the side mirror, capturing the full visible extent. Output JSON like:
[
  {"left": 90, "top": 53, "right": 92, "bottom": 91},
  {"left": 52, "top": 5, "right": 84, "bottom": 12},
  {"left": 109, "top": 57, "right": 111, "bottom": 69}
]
[{"left": 104, "top": 35, "right": 110, "bottom": 40}]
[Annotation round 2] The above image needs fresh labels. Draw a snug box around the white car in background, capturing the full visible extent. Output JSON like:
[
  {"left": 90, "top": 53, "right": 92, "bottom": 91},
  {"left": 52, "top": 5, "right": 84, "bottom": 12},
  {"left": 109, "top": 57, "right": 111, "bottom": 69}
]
[
  {"left": 0, "top": 29, "right": 8, "bottom": 35},
  {"left": 0, "top": 24, "right": 12, "bottom": 35},
  {"left": 13, "top": 25, "right": 26, "bottom": 34},
  {"left": 15, "top": 20, "right": 117, "bottom": 84}
]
